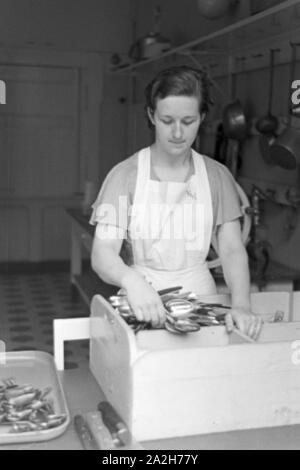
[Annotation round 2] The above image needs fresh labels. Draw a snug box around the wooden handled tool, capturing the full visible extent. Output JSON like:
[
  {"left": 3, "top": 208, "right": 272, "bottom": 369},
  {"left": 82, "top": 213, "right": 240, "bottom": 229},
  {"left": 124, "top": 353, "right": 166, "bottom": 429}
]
[{"left": 98, "top": 401, "right": 144, "bottom": 450}]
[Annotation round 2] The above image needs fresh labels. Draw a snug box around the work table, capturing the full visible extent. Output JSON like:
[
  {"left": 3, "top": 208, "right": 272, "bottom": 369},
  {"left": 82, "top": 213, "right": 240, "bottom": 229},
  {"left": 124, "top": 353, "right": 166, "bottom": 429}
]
[{"left": 2, "top": 366, "right": 300, "bottom": 450}]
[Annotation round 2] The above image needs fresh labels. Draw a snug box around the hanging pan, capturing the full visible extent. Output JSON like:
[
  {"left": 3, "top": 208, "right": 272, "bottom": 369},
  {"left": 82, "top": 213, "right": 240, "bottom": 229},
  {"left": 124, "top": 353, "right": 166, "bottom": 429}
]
[
  {"left": 222, "top": 57, "right": 248, "bottom": 177},
  {"left": 223, "top": 58, "right": 247, "bottom": 141},
  {"left": 256, "top": 49, "right": 280, "bottom": 165},
  {"left": 269, "top": 42, "right": 300, "bottom": 170},
  {"left": 256, "top": 49, "right": 279, "bottom": 136}
]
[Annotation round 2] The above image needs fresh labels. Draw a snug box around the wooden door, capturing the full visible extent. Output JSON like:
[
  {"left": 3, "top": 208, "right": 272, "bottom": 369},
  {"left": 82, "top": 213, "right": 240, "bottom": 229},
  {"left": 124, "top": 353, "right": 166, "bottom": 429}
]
[
  {"left": 0, "top": 64, "right": 79, "bottom": 261},
  {"left": 0, "top": 65, "right": 79, "bottom": 197}
]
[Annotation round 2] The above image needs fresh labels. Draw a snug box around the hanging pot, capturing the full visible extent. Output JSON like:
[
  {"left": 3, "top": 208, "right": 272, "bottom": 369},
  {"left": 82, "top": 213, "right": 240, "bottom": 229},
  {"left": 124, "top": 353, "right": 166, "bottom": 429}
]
[
  {"left": 129, "top": 6, "right": 171, "bottom": 61},
  {"left": 222, "top": 58, "right": 247, "bottom": 177},
  {"left": 269, "top": 128, "right": 300, "bottom": 169},
  {"left": 129, "top": 33, "right": 170, "bottom": 61},
  {"left": 257, "top": 49, "right": 279, "bottom": 165},
  {"left": 223, "top": 59, "right": 247, "bottom": 141},
  {"left": 270, "top": 43, "right": 300, "bottom": 169},
  {"left": 256, "top": 49, "right": 279, "bottom": 136},
  {"left": 223, "top": 99, "right": 247, "bottom": 140}
]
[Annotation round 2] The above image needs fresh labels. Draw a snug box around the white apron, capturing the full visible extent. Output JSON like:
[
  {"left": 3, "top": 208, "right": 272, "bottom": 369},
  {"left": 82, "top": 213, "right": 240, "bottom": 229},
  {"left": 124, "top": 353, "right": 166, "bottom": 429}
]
[{"left": 128, "top": 147, "right": 217, "bottom": 295}]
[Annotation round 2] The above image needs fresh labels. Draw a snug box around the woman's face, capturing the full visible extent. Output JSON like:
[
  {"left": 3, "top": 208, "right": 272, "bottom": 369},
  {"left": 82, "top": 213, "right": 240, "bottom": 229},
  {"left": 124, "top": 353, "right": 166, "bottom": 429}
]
[{"left": 149, "top": 95, "right": 202, "bottom": 157}]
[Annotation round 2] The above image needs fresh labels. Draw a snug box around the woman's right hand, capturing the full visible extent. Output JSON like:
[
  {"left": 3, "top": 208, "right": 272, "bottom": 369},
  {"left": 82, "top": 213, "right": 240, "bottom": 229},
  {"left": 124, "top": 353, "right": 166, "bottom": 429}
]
[{"left": 121, "top": 270, "right": 166, "bottom": 327}]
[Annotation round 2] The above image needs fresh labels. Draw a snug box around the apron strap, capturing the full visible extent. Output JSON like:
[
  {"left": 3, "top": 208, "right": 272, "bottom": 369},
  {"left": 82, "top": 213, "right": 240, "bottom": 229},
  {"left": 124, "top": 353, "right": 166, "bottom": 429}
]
[
  {"left": 132, "top": 147, "right": 150, "bottom": 208},
  {"left": 192, "top": 150, "right": 214, "bottom": 255}
]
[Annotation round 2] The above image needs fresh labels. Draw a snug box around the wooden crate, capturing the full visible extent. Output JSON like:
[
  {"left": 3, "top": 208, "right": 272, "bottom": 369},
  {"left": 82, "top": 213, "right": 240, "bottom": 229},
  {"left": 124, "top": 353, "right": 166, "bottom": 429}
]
[{"left": 89, "top": 294, "right": 300, "bottom": 441}]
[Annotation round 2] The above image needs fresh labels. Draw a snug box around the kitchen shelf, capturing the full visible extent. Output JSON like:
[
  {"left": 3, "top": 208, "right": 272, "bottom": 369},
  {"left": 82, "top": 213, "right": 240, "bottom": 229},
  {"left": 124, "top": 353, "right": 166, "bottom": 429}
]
[{"left": 112, "top": 0, "right": 300, "bottom": 76}]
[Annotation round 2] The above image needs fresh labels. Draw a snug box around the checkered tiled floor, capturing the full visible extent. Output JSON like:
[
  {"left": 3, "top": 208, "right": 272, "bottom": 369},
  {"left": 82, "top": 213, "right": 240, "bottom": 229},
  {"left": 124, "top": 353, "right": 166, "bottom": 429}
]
[{"left": 0, "top": 272, "right": 90, "bottom": 369}]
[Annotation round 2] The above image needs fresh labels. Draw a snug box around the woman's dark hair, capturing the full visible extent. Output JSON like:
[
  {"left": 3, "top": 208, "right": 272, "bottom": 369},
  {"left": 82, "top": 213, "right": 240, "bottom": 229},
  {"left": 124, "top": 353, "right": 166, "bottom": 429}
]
[{"left": 144, "top": 65, "right": 213, "bottom": 128}]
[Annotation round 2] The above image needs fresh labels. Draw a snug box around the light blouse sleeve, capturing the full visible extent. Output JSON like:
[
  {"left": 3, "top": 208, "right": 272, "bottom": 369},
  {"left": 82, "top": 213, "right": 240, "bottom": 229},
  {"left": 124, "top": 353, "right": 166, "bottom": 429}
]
[
  {"left": 213, "top": 163, "right": 243, "bottom": 227},
  {"left": 89, "top": 164, "right": 131, "bottom": 237}
]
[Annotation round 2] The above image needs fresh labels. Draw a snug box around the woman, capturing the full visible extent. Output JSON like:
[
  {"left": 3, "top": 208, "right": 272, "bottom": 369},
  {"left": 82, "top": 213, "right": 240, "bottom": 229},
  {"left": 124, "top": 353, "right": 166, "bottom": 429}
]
[{"left": 90, "top": 66, "right": 262, "bottom": 340}]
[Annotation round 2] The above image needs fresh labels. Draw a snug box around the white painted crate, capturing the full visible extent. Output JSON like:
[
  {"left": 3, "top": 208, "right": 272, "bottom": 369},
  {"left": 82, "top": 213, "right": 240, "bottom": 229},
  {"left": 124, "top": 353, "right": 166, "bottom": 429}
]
[{"left": 89, "top": 293, "right": 300, "bottom": 442}]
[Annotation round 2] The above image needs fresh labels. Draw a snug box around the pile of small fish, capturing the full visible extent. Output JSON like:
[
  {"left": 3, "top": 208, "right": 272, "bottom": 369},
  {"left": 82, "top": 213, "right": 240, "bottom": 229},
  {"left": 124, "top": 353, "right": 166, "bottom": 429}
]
[
  {"left": 109, "top": 287, "right": 230, "bottom": 335},
  {"left": 0, "top": 378, "right": 67, "bottom": 433}
]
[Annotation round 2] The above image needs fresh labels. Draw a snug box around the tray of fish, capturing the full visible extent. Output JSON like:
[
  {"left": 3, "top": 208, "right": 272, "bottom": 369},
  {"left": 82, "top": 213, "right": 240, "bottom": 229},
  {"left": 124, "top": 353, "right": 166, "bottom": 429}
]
[
  {"left": 0, "top": 351, "right": 70, "bottom": 444},
  {"left": 109, "top": 288, "right": 230, "bottom": 335}
]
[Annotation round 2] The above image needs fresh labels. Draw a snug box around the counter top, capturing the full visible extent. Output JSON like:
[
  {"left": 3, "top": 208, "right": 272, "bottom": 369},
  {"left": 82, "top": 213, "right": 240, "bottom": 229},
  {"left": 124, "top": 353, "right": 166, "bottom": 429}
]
[{"left": 2, "top": 366, "right": 300, "bottom": 450}]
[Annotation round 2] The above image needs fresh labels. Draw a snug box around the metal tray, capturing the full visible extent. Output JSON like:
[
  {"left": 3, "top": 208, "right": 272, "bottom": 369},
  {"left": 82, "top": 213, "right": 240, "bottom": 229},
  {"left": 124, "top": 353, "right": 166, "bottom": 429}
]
[{"left": 0, "top": 351, "right": 70, "bottom": 445}]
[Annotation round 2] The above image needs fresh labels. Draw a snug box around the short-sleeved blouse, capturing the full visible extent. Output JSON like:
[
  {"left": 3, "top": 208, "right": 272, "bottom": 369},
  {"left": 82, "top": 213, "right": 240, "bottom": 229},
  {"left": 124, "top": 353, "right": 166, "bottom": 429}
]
[{"left": 90, "top": 151, "right": 242, "bottom": 233}]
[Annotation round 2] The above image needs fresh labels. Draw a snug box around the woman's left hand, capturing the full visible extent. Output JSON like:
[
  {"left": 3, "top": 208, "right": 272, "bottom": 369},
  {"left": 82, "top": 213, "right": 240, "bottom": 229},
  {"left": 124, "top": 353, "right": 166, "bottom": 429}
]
[{"left": 225, "top": 307, "right": 263, "bottom": 341}]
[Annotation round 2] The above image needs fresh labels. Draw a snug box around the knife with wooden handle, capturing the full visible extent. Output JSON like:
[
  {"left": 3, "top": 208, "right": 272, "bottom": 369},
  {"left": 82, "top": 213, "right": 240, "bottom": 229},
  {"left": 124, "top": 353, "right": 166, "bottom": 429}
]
[
  {"left": 98, "top": 401, "right": 144, "bottom": 450},
  {"left": 74, "top": 414, "right": 100, "bottom": 450},
  {"left": 84, "top": 411, "right": 118, "bottom": 449}
]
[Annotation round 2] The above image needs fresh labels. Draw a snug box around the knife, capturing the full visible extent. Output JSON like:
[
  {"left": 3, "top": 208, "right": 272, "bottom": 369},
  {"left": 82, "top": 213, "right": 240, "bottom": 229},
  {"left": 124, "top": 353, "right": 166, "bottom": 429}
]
[
  {"left": 98, "top": 401, "right": 144, "bottom": 450},
  {"left": 74, "top": 414, "right": 100, "bottom": 450}
]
